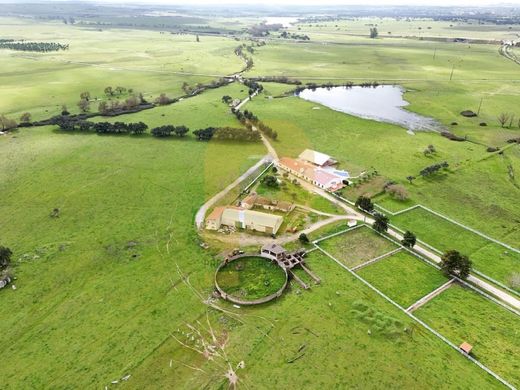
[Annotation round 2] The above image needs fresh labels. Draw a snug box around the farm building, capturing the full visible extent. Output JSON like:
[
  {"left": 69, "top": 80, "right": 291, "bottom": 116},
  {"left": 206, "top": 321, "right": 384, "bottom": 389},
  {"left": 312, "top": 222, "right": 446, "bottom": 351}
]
[
  {"left": 240, "top": 192, "right": 294, "bottom": 213},
  {"left": 276, "top": 157, "right": 347, "bottom": 192},
  {"left": 206, "top": 206, "right": 283, "bottom": 234},
  {"left": 298, "top": 149, "right": 337, "bottom": 167}
]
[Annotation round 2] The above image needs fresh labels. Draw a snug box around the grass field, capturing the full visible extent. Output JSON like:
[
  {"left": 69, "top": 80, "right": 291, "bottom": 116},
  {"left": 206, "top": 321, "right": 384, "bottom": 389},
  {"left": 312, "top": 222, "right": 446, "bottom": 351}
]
[
  {"left": 391, "top": 207, "right": 520, "bottom": 290},
  {"left": 120, "top": 251, "right": 502, "bottom": 388},
  {"left": 357, "top": 250, "right": 449, "bottom": 308},
  {"left": 216, "top": 256, "right": 287, "bottom": 300},
  {"left": 0, "top": 17, "right": 244, "bottom": 121},
  {"left": 318, "top": 226, "right": 399, "bottom": 268},
  {"left": 0, "top": 89, "right": 264, "bottom": 388},
  {"left": 2, "top": 12, "right": 520, "bottom": 389},
  {"left": 416, "top": 283, "right": 520, "bottom": 387}
]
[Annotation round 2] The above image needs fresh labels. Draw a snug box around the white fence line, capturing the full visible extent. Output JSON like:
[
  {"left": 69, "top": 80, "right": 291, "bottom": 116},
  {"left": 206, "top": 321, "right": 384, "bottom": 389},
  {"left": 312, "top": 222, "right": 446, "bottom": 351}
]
[
  {"left": 242, "top": 161, "right": 274, "bottom": 193},
  {"left": 351, "top": 248, "right": 402, "bottom": 271},
  {"left": 312, "top": 224, "right": 363, "bottom": 244},
  {"left": 314, "top": 244, "right": 516, "bottom": 390}
]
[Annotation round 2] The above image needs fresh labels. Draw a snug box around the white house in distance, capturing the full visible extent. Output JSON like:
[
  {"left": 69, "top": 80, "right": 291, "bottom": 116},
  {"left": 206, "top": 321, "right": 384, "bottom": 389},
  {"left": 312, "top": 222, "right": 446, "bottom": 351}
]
[
  {"left": 206, "top": 206, "right": 283, "bottom": 235},
  {"left": 276, "top": 149, "right": 350, "bottom": 192}
]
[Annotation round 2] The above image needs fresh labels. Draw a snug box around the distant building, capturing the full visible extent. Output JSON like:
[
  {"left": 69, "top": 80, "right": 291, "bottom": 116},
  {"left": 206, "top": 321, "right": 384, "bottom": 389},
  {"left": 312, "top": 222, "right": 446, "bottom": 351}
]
[
  {"left": 206, "top": 206, "right": 283, "bottom": 234},
  {"left": 277, "top": 157, "right": 347, "bottom": 192},
  {"left": 298, "top": 149, "right": 337, "bottom": 167},
  {"left": 240, "top": 192, "right": 294, "bottom": 213}
]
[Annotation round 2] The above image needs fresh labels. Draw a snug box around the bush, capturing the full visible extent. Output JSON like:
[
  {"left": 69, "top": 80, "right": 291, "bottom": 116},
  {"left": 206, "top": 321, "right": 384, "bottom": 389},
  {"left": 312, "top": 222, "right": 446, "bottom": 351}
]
[{"left": 385, "top": 184, "right": 409, "bottom": 201}]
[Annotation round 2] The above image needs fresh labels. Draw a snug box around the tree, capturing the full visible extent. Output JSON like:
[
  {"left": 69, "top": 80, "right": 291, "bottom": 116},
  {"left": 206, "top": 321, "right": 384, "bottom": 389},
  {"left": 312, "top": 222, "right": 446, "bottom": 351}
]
[
  {"left": 385, "top": 184, "right": 409, "bottom": 201},
  {"left": 61, "top": 105, "right": 70, "bottom": 116},
  {"left": 440, "top": 250, "right": 472, "bottom": 279},
  {"left": 173, "top": 125, "right": 189, "bottom": 137},
  {"left": 77, "top": 98, "right": 90, "bottom": 113},
  {"left": 196, "top": 34, "right": 200, "bottom": 42},
  {"left": 406, "top": 175, "right": 415, "bottom": 184},
  {"left": 262, "top": 175, "right": 279, "bottom": 188},
  {"left": 423, "top": 144, "right": 436, "bottom": 156},
  {"left": 104, "top": 86, "right": 114, "bottom": 97},
  {"left": 372, "top": 212, "right": 389, "bottom": 233},
  {"left": 80, "top": 91, "right": 91, "bottom": 101},
  {"left": 115, "top": 86, "right": 127, "bottom": 95},
  {"left": 155, "top": 93, "right": 173, "bottom": 105},
  {"left": 20, "top": 112, "right": 31, "bottom": 123},
  {"left": 0, "top": 246, "right": 12, "bottom": 270},
  {"left": 370, "top": 27, "right": 378, "bottom": 38},
  {"left": 98, "top": 101, "right": 109, "bottom": 114},
  {"left": 0, "top": 114, "right": 17, "bottom": 131},
  {"left": 498, "top": 112, "right": 510, "bottom": 128},
  {"left": 299, "top": 233, "right": 309, "bottom": 244},
  {"left": 355, "top": 195, "right": 374, "bottom": 212},
  {"left": 221, "top": 95, "right": 233, "bottom": 104},
  {"left": 401, "top": 231, "right": 416, "bottom": 248}
]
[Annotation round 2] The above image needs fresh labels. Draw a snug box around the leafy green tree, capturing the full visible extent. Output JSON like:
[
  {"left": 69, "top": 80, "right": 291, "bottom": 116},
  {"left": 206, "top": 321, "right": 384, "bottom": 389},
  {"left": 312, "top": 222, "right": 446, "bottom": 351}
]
[
  {"left": 299, "top": 233, "right": 310, "bottom": 244},
  {"left": 104, "top": 86, "right": 114, "bottom": 97},
  {"left": 401, "top": 231, "right": 416, "bottom": 248},
  {"left": 372, "top": 213, "right": 389, "bottom": 233},
  {"left": 406, "top": 175, "right": 415, "bottom": 184},
  {"left": 262, "top": 175, "right": 279, "bottom": 188},
  {"left": 355, "top": 196, "right": 374, "bottom": 212},
  {"left": 441, "top": 250, "right": 472, "bottom": 279},
  {"left": 370, "top": 27, "right": 378, "bottom": 38},
  {"left": 0, "top": 246, "right": 12, "bottom": 270}
]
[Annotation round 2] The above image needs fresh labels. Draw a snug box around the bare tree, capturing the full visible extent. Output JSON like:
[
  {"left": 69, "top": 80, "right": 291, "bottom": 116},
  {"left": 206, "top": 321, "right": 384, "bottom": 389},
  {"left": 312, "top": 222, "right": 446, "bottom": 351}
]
[
  {"left": 498, "top": 112, "right": 510, "bottom": 128},
  {"left": 20, "top": 112, "right": 31, "bottom": 123},
  {"left": 77, "top": 99, "right": 90, "bottom": 113},
  {"left": 0, "top": 114, "right": 17, "bottom": 131}
]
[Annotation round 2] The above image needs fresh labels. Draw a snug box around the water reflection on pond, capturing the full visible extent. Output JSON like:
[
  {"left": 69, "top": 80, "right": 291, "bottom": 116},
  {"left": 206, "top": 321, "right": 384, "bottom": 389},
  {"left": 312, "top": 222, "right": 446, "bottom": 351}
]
[{"left": 296, "top": 85, "right": 443, "bottom": 132}]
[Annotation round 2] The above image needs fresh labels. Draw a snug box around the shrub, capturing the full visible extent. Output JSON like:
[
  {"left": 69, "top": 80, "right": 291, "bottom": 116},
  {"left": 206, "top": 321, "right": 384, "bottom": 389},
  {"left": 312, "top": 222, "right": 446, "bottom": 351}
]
[{"left": 385, "top": 184, "right": 409, "bottom": 201}]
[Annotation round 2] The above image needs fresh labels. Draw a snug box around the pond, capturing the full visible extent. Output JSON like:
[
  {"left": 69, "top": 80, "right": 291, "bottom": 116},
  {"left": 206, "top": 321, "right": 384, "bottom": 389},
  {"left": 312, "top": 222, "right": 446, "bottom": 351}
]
[{"left": 296, "top": 85, "right": 443, "bottom": 132}]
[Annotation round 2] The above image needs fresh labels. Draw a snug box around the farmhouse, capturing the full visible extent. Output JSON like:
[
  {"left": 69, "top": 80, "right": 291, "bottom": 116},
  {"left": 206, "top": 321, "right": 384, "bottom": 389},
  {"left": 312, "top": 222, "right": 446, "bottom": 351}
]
[
  {"left": 276, "top": 157, "right": 346, "bottom": 192},
  {"left": 240, "top": 192, "right": 294, "bottom": 213},
  {"left": 206, "top": 206, "right": 283, "bottom": 234}
]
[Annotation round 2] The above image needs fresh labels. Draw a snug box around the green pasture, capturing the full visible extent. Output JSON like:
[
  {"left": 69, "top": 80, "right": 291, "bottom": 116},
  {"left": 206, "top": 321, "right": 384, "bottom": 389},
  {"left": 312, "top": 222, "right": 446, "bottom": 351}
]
[
  {"left": 391, "top": 207, "right": 520, "bottom": 290},
  {"left": 0, "top": 17, "right": 243, "bottom": 121},
  {"left": 318, "top": 226, "right": 398, "bottom": 268},
  {"left": 122, "top": 251, "right": 501, "bottom": 389},
  {"left": 416, "top": 283, "right": 520, "bottom": 387},
  {"left": 216, "top": 256, "right": 287, "bottom": 300},
  {"left": 357, "top": 250, "right": 449, "bottom": 308}
]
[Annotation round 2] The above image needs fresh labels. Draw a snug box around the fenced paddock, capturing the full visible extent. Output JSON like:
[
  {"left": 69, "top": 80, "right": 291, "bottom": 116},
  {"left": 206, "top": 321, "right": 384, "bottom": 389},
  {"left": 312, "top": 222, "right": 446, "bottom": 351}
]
[
  {"left": 390, "top": 206, "right": 520, "bottom": 293},
  {"left": 317, "top": 225, "right": 399, "bottom": 269},
  {"left": 356, "top": 250, "right": 450, "bottom": 308},
  {"left": 415, "top": 283, "right": 520, "bottom": 388}
]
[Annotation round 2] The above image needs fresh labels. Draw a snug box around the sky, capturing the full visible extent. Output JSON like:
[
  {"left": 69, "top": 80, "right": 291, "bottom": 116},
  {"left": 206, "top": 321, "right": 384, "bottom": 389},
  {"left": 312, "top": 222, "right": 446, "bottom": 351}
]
[{"left": 40, "top": 0, "right": 520, "bottom": 6}]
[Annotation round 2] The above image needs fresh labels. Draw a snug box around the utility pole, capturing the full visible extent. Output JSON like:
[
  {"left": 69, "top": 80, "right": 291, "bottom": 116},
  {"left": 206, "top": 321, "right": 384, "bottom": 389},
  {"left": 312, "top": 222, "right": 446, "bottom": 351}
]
[
  {"left": 449, "top": 64, "right": 455, "bottom": 81},
  {"left": 477, "top": 97, "right": 484, "bottom": 116},
  {"left": 433, "top": 48, "right": 436, "bottom": 60}
]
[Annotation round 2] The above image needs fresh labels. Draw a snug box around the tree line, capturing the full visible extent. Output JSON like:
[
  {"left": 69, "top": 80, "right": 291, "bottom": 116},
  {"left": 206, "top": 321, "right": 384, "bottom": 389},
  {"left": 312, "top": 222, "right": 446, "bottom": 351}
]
[
  {"left": 0, "top": 41, "right": 68, "bottom": 52},
  {"left": 232, "top": 109, "right": 278, "bottom": 140}
]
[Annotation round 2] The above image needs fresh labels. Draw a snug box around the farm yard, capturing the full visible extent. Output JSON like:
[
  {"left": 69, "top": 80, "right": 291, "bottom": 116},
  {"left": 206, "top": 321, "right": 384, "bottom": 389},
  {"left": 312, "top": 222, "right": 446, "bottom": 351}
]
[{"left": 1, "top": 3, "right": 520, "bottom": 389}]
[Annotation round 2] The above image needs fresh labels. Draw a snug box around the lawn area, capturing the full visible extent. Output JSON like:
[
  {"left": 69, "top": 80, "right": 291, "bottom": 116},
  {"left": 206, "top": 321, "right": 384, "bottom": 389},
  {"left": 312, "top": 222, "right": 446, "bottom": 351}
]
[
  {"left": 216, "top": 256, "right": 287, "bottom": 300},
  {"left": 124, "top": 251, "right": 502, "bottom": 388},
  {"left": 255, "top": 174, "right": 340, "bottom": 214},
  {"left": 391, "top": 207, "right": 520, "bottom": 290},
  {"left": 318, "top": 225, "right": 399, "bottom": 268},
  {"left": 416, "top": 283, "right": 520, "bottom": 387},
  {"left": 357, "top": 250, "right": 449, "bottom": 308},
  {"left": 0, "top": 89, "right": 264, "bottom": 387}
]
